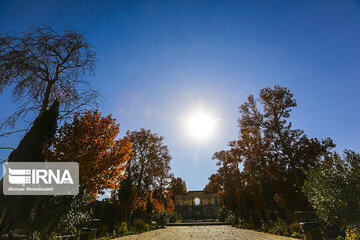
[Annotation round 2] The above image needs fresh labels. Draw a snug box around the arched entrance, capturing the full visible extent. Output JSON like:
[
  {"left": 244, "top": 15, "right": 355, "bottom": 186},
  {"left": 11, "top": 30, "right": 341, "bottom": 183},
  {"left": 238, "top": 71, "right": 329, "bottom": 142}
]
[{"left": 174, "top": 191, "right": 220, "bottom": 220}]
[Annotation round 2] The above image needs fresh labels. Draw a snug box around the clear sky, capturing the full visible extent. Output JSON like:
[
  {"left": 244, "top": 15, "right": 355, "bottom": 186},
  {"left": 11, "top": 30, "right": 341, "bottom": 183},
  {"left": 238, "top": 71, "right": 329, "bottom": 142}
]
[{"left": 1, "top": 0, "right": 360, "bottom": 191}]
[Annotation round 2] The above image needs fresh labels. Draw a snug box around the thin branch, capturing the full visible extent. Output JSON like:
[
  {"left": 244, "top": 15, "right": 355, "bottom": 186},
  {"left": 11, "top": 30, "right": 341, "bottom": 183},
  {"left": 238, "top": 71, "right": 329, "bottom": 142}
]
[{"left": 0, "top": 129, "right": 27, "bottom": 138}]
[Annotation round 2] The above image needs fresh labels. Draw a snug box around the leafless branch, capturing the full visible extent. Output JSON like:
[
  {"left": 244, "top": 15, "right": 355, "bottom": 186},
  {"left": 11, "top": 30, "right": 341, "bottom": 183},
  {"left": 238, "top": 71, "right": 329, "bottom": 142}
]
[
  {"left": 0, "top": 129, "right": 27, "bottom": 138},
  {"left": 0, "top": 26, "right": 100, "bottom": 131}
]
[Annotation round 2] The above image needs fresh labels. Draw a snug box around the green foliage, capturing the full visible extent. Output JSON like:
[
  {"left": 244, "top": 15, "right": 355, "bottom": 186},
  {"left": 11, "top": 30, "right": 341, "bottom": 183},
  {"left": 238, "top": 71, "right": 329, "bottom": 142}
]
[
  {"left": 216, "top": 208, "right": 228, "bottom": 222},
  {"left": 273, "top": 218, "right": 290, "bottom": 236},
  {"left": 133, "top": 219, "right": 150, "bottom": 233},
  {"left": 225, "top": 211, "right": 239, "bottom": 226},
  {"left": 303, "top": 150, "right": 360, "bottom": 227},
  {"left": 169, "top": 212, "right": 182, "bottom": 223},
  {"left": 28, "top": 190, "right": 92, "bottom": 238},
  {"left": 114, "top": 222, "right": 129, "bottom": 236},
  {"left": 69, "top": 226, "right": 81, "bottom": 240},
  {"left": 260, "top": 223, "right": 271, "bottom": 232},
  {"left": 117, "top": 165, "right": 134, "bottom": 205},
  {"left": 346, "top": 225, "right": 360, "bottom": 240},
  {"left": 289, "top": 222, "right": 302, "bottom": 239},
  {"left": 257, "top": 219, "right": 301, "bottom": 237},
  {"left": 291, "top": 231, "right": 301, "bottom": 238},
  {"left": 238, "top": 221, "right": 254, "bottom": 229},
  {"left": 0, "top": 189, "right": 92, "bottom": 238},
  {"left": 155, "top": 210, "right": 170, "bottom": 227}
]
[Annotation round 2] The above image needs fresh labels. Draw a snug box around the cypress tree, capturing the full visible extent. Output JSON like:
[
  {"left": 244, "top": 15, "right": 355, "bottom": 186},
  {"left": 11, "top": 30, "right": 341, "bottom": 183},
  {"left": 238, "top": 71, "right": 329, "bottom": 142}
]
[{"left": 8, "top": 100, "right": 59, "bottom": 162}]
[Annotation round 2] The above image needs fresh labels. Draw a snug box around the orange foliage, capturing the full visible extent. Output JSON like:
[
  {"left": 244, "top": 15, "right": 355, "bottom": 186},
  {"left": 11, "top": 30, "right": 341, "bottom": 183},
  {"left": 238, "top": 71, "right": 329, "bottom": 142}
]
[
  {"left": 203, "top": 174, "right": 221, "bottom": 194},
  {"left": 150, "top": 190, "right": 174, "bottom": 214},
  {"left": 132, "top": 194, "right": 147, "bottom": 212},
  {"left": 170, "top": 177, "right": 188, "bottom": 195},
  {"left": 45, "top": 111, "right": 132, "bottom": 198},
  {"left": 210, "top": 86, "right": 334, "bottom": 213}
]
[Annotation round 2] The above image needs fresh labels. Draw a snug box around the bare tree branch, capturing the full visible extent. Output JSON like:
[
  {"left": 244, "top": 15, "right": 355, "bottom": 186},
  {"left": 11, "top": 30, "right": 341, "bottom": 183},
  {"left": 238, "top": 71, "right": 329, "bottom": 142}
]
[
  {"left": 0, "top": 129, "right": 27, "bottom": 138},
  {"left": 0, "top": 26, "right": 100, "bottom": 131}
]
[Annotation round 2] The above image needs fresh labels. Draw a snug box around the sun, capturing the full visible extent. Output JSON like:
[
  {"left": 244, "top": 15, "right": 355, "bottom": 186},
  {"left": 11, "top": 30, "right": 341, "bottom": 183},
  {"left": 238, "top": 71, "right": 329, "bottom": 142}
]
[{"left": 186, "top": 111, "right": 217, "bottom": 141}]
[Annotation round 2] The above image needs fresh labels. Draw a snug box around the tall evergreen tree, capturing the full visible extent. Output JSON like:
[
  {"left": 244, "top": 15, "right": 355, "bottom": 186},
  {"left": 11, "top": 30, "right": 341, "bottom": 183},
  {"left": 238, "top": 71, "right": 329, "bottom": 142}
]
[
  {"left": 8, "top": 100, "right": 59, "bottom": 162},
  {"left": 0, "top": 100, "right": 60, "bottom": 235}
]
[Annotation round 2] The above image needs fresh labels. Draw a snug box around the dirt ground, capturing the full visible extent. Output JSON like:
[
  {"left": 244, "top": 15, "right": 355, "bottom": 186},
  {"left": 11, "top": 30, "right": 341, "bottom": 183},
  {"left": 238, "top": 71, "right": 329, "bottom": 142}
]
[{"left": 114, "top": 225, "right": 296, "bottom": 240}]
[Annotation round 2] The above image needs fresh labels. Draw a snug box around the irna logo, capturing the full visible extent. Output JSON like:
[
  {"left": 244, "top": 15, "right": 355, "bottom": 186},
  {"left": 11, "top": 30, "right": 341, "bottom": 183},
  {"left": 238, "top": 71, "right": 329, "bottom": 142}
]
[
  {"left": 3, "top": 162, "right": 79, "bottom": 195},
  {"left": 8, "top": 168, "right": 73, "bottom": 185}
]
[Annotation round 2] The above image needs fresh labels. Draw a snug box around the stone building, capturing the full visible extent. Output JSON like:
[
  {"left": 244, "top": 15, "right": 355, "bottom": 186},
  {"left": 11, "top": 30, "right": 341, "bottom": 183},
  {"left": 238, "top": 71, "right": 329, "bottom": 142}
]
[{"left": 173, "top": 190, "right": 221, "bottom": 220}]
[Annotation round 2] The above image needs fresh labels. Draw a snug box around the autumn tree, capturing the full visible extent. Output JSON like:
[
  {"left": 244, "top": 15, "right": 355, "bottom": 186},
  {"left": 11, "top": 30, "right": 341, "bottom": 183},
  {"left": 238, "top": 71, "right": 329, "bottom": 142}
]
[
  {"left": 169, "top": 177, "right": 188, "bottom": 195},
  {"left": 204, "top": 174, "right": 221, "bottom": 194},
  {"left": 0, "top": 26, "right": 100, "bottom": 130},
  {"left": 232, "top": 86, "right": 334, "bottom": 209},
  {"left": 210, "top": 150, "right": 246, "bottom": 212},
  {"left": 126, "top": 129, "right": 173, "bottom": 212},
  {"left": 45, "top": 111, "right": 132, "bottom": 198},
  {"left": 210, "top": 86, "right": 335, "bottom": 221}
]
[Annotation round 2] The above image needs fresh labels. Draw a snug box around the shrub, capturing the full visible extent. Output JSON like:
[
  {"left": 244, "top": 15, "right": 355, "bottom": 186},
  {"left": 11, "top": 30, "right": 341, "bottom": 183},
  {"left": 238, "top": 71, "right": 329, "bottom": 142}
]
[
  {"left": 260, "top": 223, "right": 272, "bottom": 232},
  {"left": 216, "top": 208, "right": 227, "bottom": 222},
  {"left": 303, "top": 151, "right": 360, "bottom": 227},
  {"left": 144, "top": 212, "right": 154, "bottom": 224},
  {"left": 155, "top": 211, "right": 170, "bottom": 227},
  {"left": 225, "top": 211, "right": 238, "bottom": 226},
  {"left": 240, "top": 221, "right": 254, "bottom": 229},
  {"left": 291, "top": 232, "right": 301, "bottom": 238},
  {"left": 346, "top": 225, "right": 360, "bottom": 240},
  {"left": 287, "top": 222, "right": 302, "bottom": 238},
  {"left": 133, "top": 219, "right": 149, "bottom": 233},
  {"left": 272, "top": 218, "right": 290, "bottom": 236},
  {"left": 114, "top": 222, "right": 129, "bottom": 236},
  {"left": 69, "top": 226, "right": 81, "bottom": 239},
  {"left": 169, "top": 212, "right": 182, "bottom": 223}
]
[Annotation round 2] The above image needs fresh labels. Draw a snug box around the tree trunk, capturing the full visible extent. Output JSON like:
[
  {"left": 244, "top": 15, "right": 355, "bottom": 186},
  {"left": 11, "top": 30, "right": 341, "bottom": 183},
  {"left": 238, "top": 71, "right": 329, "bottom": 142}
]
[{"left": 40, "top": 80, "right": 55, "bottom": 114}]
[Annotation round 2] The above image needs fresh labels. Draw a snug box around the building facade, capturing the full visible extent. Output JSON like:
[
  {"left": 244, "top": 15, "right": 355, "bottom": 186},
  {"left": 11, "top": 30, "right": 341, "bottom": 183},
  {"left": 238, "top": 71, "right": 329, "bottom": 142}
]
[{"left": 173, "top": 191, "right": 221, "bottom": 220}]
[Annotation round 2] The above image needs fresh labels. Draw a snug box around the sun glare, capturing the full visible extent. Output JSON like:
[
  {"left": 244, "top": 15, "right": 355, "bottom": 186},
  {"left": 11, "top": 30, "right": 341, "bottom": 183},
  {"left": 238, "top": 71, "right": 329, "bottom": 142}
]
[{"left": 186, "top": 111, "right": 217, "bottom": 141}]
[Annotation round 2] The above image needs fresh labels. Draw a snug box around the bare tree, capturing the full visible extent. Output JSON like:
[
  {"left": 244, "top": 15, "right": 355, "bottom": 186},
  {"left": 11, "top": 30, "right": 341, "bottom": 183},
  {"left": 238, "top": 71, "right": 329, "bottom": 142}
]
[{"left": 0, "top": 26, "right": 101, "bottom": 131}]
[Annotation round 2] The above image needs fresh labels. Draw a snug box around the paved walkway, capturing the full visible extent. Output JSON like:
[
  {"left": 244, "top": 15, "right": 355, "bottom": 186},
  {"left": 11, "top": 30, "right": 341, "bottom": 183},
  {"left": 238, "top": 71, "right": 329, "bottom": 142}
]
[{"left": 114, "top": 225, "right": 296, "bottom": 240}]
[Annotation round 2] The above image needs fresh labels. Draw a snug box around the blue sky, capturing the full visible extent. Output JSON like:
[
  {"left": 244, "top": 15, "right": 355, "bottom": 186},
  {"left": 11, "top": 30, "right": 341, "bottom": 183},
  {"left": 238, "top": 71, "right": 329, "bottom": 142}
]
[{"left": 1, "top": 0, "right": 360, "bottom": 190}]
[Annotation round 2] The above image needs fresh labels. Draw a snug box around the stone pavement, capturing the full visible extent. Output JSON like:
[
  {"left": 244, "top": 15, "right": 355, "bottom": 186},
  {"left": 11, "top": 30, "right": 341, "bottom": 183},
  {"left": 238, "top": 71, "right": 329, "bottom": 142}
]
[{"left": 114, "top": 225, "right": 296, "bottom": 240}]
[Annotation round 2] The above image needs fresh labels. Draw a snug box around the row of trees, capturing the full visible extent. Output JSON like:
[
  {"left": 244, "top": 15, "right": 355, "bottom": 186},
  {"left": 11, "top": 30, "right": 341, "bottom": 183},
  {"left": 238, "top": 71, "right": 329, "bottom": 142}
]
[
  {"left": 0, "top": 27, "right": 188, "bottom": 238},
  {"left": 204, "top": 86, "right": 360, "bottom": 238},
  {"left": 205, "top": 86, "right": 334, "bottom": 212}
]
